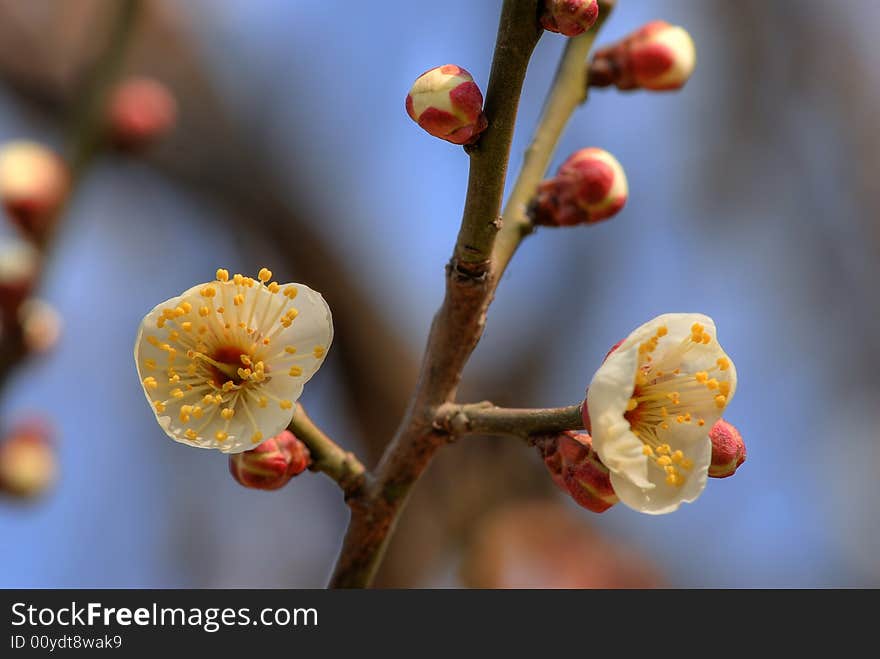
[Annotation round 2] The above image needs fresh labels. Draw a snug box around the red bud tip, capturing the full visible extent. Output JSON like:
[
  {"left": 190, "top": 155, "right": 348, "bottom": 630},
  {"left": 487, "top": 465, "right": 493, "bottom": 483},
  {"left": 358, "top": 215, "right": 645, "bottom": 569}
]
[
  {"left": 591, "top": 20, "right": 696, "bottom": 92},
  {"left": 533, "top": 148, "right": 627, "bottom": 227},
  {"left": 540, "top": 431, "right": 618, "bottom": 513},
  {"left": 229, "top": 429, "right": 310, "bottom": 491},
  {"left": 708, "top": 419, "right": 746, "bottom": 478},
  {"left": 0, "top": 141, "right": 68, "bottom": 239},
  {"left": 541, "top": 0, "right": 600, "bottom": 37},
  {"left": 107, "top": 77, "right": 178, "bottom": 150},
  {"left": 0, "top": 419, "right": 56, "bottom": 499},
  {"left": 406, "top": 65, "right": 487, "bottom": 145}
]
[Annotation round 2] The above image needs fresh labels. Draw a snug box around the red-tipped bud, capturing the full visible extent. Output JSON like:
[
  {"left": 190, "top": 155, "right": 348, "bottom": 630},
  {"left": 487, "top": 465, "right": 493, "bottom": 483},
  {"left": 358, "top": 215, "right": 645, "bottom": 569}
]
[
  {"left": 0, "top": 238, "right": 39, "bottom": 319},
  {"left": 541, "top": 0, "right": 599, "bottom": 37},
  {"left": 107, "top": 77, "right": 178, "bottom": 150},
  {"left": 0, "top": 141, "right": 68, "bottom": 238},
  {"left": 19, "top": 299, "right": 62, "bottom": 355},
  {"left": 533, "top": 147, "right": 627, "bottom": 226},
  {"left": 539, "top": 431, "right": 618, "bottom": 513},
  {"left": 229, "top": 429, "right": 310, "bottom": 491},
  {"left": 708, "top": 419, "right": 746, "bottom": 478},
  {"left": 590, "top": 20, "right": 696, "bottom": 91},
  {"left": 0, "top": 419, "right": 56, "bottom": 499},
  {"left": 406, "top": 65, "right": 487, "bottom": 145}
]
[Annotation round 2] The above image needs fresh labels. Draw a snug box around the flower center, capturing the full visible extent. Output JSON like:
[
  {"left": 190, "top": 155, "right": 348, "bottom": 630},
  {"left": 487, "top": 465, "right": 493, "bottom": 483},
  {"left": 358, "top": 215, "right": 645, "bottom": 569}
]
[{"left": 623, "top": 322, "right": 731, "bottom": 487}]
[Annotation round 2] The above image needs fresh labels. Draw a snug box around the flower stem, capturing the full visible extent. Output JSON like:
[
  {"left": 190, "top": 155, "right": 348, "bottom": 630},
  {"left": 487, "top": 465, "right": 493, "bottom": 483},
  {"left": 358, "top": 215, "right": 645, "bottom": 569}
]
[{"left": 288, "top": 405, "right": 366, "bottom": 498}]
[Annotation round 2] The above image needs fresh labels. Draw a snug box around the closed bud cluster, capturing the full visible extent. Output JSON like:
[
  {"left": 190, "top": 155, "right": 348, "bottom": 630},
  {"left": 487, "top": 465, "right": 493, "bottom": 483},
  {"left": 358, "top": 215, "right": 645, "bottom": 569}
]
[
  {"left": 406, "top": 65, "right": 487, "bottom": 145},
  {"left": 107, "top": 77, "right": 178, "bottom": 150},
  {"left": 532, "top": 147, "right": 627, "bottom": 226},
  {"left": 0, "top": 419, "right": 56, "bottom": 499},
  {"left": 540, "top": 0, "right": 599, "bottom": 37},
  {"left": 708, "top": 419, "right": 746, "bottom": 478},
  {"left": 590, "top": 20, "right": 696, "bottom": 91},
  {"left": 229, "top": 429, "right": 310, "bottom": 491},
  {"left": 0, "top": 141, "right": 68, "bottom": 239},
  {"left": 539, "top": 430, "right": 618, "bottom": 513}
]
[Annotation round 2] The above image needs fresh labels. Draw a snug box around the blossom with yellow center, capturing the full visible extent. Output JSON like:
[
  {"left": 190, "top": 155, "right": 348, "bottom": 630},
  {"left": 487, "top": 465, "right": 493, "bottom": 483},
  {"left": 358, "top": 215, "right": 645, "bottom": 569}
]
[
  {"left": 586, "top": 313, "right": 737, "bottom": 514},
  {"left": 134, "top": 268, "right": 333, "bottom": 454}
]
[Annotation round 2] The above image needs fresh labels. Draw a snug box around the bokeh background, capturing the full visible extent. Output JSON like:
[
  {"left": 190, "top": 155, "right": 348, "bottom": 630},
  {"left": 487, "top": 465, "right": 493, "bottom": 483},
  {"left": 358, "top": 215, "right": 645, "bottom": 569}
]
[{"left": 1, "top": 0, "right": 878, "bottom": 588}]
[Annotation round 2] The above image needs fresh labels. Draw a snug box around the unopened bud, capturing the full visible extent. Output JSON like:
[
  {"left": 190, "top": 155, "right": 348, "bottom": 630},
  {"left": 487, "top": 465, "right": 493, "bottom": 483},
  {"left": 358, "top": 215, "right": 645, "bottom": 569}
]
[
  {"left": 590, "top": 21, "right": 696, "bottom": 91},
  {"left": 541, "top": 0, "right": 599, "bottom": 37},
  {"left": 406, "top": 65, "right": 487, "bottom": 145},
  {"left": 0, "top": 419, "right": 56, "bottom": 499},
  {"left": 0, "top": 141, "right": 68, "bottom": 238},
  {"left": 229, "top": 429, "right": 310, "bottom": 491},
  {"left": 708, "top": 419, "right": 746, "bottom": 478},
  {"left": 19, "top": 299, "right": 62, "bottom": 355},
  {"left": 0, "top": 238, "right": 39, "bottom": 318},
  {"left": 532, "top": 147, "right": 627, "bottom": 226},
  {"left": 107, "top": 77, "right": 178, "bottom": 150},
  {"left": 539, "top": 431, "right": 618, "bottom": 513}
]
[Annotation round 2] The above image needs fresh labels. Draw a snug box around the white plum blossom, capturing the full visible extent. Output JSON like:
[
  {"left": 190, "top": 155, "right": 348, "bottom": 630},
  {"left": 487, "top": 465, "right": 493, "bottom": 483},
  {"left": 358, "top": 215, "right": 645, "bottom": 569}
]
[
  {"left": 134, "top": 268, "right": 333, "bottom": 453},
  {"left": 586, "top": 313, "right": 737, "bottom": 514}
]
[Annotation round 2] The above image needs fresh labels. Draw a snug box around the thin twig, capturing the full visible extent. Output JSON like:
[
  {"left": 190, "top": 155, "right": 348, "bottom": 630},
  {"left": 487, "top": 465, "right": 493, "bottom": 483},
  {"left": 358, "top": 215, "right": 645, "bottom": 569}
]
[
  {"left": 288, "top": 404, "right": 366, "bottom": 498},
  {"left": 433, "top": 401, "right": 584, "bottom": 439}
]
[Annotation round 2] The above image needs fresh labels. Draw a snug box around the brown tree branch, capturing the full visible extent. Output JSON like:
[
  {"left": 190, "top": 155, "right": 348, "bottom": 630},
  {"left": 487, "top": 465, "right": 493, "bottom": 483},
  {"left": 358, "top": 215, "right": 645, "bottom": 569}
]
[
  {"left": 329, "top": 0, "right": 543, "bottom": 589},
  {"left": 433, "top": 401, "right": 584, "bottom": 439}
]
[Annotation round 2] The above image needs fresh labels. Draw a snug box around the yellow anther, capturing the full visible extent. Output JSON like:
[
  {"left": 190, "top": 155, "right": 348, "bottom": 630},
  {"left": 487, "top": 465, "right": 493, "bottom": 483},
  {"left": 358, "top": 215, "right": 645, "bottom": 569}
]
[
  {"left": 285, "top": 308, "right": 299, "bottom": 320},
  {"left": 191, "top": 406, "right": 203, "bottom": 419},
  {"left": 660, "top": 407, "right": 669, "bottom": 417},
  {"left": 169, "top": 374, "right": 180, "bottom": 384},
  {"left": 642, "top": 445, "right": 654, "bottom": 456},
  {"left": 313, "top": 346, "right": 326, "bottom": 358},
  {"left": 684, "top": 413, "right": 692, "bottom": 422},
  {"left": 279, "top": 399, "right": 293, "bottom": 410},
  {"left": 222, "top": 381, "right": 236, "bottom": 392},
  {"left": 181, "top": 321, "right": 193, "bottom": 332},
  {"left": 179, "top": 407, "right": 191, "bottom": 423},
  {"left": 626, "top": 398, "right": 638, "bottom": 412},
  {"left": 691, "top": 323, "right": 704, "bottom": 335},
  {"left": 200, "top": 286, "right": 216, "bottom": 298},
  {"left": 184, "top": 429, "right": 198, "bottom": 440},
  {"left": 181, "top": 302, "right": 192, "bottom": 313},
  {"left": 701, "top": 333, "right": 712, "bottom": 344},
  {"left": 237, "top": 368, "right": 252, "bottom": 380},
  {"left": 156, "top": 317, "right": 166, "bottom": 329},
  {"left": 199, "top": 306, "right": 210, "bottom": 317},
  {"left": 221, "top": 408, "right": 235, "bottom": 420},
  {"left": 676, "top": 415, "right": 685, "bottom": 424},
  {"left": 258, "top": 396, "right": 268, "bottom": 409},
  {"left": 681, "top": 458, "right": 694, "bottom": 470},
  {"left": 240, "top": 354, "right": 252, "bottom": 366},
  {"left": 657, "top": 326, "right": 668, "bottom": 337},
  {"left": 289, "top": 366, "right": 303, "bottom": 377},
  {"left": 262, "top": 338, "right": 271, "bottom": 345},
  {"left": 168, "top": 330, "right": 180, "bottom": 342},
  {"left": 717, "top": 357, "right": 729, "bottom": 370},
  {"left": 718, "top": 382, "right": 731, "bottom": 396},
  {"left": 202, "top": 394, "right": 215, "bottom": 405},
  {"left": 695, "top": 371, "right": 708, "bottom": 383},
  {"left": 714, "top": 394, "right": 727, "bottom": 409},
  {"left": 244, "top": 277, "right": 255, "bottom": 288},
  {"left": 233, "top": 274, "right": 244, "bottom": 286},
  {"left": 171, "top": 388, "right": 184, "bottom": 399},
  {"left": 657, "top": 455, "right": 673, "bottom": 467},
  {"left": 258, "top": 267, "right": 272, "bottom": 282},
  {"left": 285, "top": 346, "right": 297, "bottom": 355},
  {"left": 215, "top": 431, "right": 228, "bottom": 442},
  {"left": 657, "top": 444, "right": 671, "bottom": 455},
  {"left": 268, "top": 282, "right": 280, "bottom": 294},
  {"left": 251, "top": 432, "right": 263, "bottom": 444},
  {"left": 706, "top": 378, "right": 719, "bottom": 390},
  {"left": 217, "top": 306, "right": 225, "bottom": 314},
  {"left": 143, "top": 359, "right": 157, "bottom": 370},
  {"left": 216, "top": 268, "right": 229, "bottom": 282},
  {"left": 174, "top": 306, "right": 187, "bottom": 317},
  {"left": 154, "top": 401, "right": 166, "bottom": 413},
  {"left": 233, "top": 294, "right": 245, "bottom": 306},
  {"left": 237, "top": 322, "right": 246, "bottom": 329},
  {"left": 142, "top": 376, "right": 158, "bottom": 390},
  {"left": 284, "top": 286, "right": 298, "bottom": 299},
  {"left": 671, "top": 450, "right": 684, "bottom": 463},
  {"left": 697, "top": 418, "right": 705, "bottom": 426},
  {"left": 661, "top": 422, "right": 670, "bottom": 429}
]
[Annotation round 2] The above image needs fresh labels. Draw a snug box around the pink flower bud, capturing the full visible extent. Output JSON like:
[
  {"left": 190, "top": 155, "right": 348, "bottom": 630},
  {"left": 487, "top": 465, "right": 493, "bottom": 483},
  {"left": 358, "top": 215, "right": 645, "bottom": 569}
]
[
  {"left": 406, "top": 65, "right": 487, "bottom": 145},
  {"left": 0, "top": 419, "right": 56, "bottom": 499},
  {"left": 229, "top": 429, "right": 310, "bottom": 491},
  {"left": 107, "top": 77, "right": 178, "bottom": 150},
  {"left": 0, "top": 238, "right": 38, "bottom": 319},
  {"left": 532, "top": 147, "right": 627, "bottom": 226},
  {"left": 591, "top": 20, "right": 696, "bottom": 91},
  {"left": 0, "top": 141, "right": 68, "bottom": 238},
  {"left": 708, "top": 419, "right": 746, "bottom": 478},
  {"left": 540, "top": 431, "right": 618, "bottom": 513},
  {"left": 541, "top": 0, "right": 599, "bottom": 37},
  {"left": 19, "top": 299, "right": 62, "bottom": 355}
]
